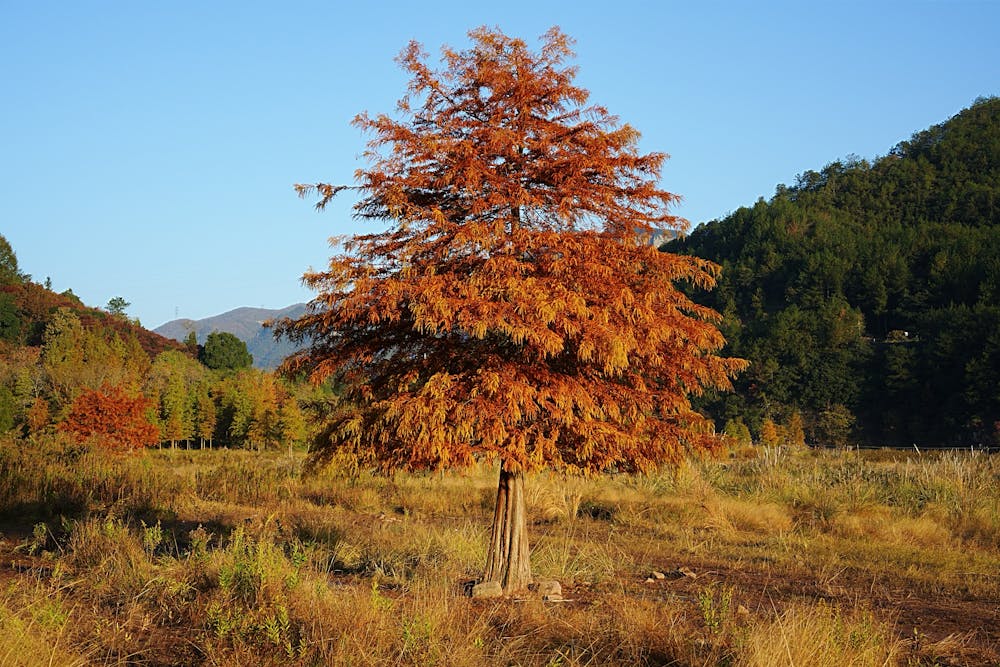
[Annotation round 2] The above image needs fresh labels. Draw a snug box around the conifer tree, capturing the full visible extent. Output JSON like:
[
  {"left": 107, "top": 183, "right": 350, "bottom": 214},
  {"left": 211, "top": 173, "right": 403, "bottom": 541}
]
[{"left": 278, "top": 27, "right": 745, "bottom": 594}]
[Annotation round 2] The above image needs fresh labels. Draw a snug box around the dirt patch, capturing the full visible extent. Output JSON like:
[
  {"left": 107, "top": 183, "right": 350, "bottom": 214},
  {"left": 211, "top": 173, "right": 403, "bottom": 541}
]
[{"left": 560, "top": 556, "right": 1000, "bottom": 664}]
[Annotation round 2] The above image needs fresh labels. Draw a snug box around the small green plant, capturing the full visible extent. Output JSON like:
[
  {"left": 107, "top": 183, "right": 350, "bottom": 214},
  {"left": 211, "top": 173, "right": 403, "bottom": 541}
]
[
  {"left": 25, "top": 522, "right": 49, "bottom": 555},
  {"left": 370, "top": 578, "right": 393, "bottom": 611},
  {"left": 261, "top": 603, "right": 296, "bottom": 657},
  {"left": 141, "top": 520, "right": 163, "bottom": 556},
  {"left": 698, "top": 584, "right": 733, "bottom": 633}
]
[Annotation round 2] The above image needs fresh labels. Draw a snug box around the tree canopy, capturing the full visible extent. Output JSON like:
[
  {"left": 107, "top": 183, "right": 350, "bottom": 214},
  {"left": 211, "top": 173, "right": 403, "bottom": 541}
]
[
  {"left": 200, "top": 331, "right": 253, "bottom": 371},
  {"left": 278, "top": 27, "right": 745, "bottom": 593},
  {"left": 0, "top": 234, "right": 25, "bottom": 286}
]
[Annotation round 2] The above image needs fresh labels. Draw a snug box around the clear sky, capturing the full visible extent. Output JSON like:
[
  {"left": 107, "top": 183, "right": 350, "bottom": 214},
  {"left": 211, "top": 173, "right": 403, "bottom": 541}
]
[{"left": 2, "top": 2, "right": 998, "bottom": 329}]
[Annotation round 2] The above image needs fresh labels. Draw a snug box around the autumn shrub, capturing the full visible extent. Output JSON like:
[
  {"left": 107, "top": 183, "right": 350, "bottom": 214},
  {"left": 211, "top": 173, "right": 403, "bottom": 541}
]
[{"left": 58, "top": 384, "right": 158, "bottom": 452}]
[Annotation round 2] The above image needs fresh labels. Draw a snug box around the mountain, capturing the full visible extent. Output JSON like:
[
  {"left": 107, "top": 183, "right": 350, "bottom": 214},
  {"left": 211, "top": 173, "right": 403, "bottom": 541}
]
[
  {"left": 155, "top": 304, "right": 308, "bottom": 370},
  {"left": 668, "top": 97, "right": 1000, "bottom": 447}
]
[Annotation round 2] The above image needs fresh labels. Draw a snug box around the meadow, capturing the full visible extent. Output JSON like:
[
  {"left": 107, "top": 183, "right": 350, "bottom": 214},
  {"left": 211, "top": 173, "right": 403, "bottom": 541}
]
[{"left": 0, "top": 434, "right": 997, "bottom": 666}]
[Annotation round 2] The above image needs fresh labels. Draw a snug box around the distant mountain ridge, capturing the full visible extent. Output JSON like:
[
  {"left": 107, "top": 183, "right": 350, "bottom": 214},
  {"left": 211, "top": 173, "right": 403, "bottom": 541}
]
[{"left": 155, "top": 304, "right": 307, "bottom": 370}]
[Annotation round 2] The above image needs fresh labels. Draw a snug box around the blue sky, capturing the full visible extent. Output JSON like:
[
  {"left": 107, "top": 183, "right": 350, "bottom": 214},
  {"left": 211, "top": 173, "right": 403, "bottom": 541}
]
[{"left": 2, "top": 1, "right": 998, "bottom": 329}]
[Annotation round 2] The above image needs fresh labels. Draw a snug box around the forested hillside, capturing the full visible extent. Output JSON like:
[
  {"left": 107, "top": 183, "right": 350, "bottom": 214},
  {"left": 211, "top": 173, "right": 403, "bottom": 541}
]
[
  {"left": 0, "top": 236, "right": 316, "bottom": 450},
  {"left": 670, "top": 97, "right": 1000, "bottom": 447}
]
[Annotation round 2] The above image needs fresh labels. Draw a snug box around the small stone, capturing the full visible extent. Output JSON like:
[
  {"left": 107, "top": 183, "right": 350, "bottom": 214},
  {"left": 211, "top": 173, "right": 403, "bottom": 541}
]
[
  {"left": 676, "top": 566, "right": 697, "bottom": 579},
  {"left": 645, "top": 577, "right": 656, "bottom": 584},
  {"left": 535, "top": 580, "right": 562, "bottom": 600},
  {"left": 471, "top": 581, "right": 503, "bottom": 598},
  {"left": 651, "top": 570, "right": 666, "bottom": 580}
]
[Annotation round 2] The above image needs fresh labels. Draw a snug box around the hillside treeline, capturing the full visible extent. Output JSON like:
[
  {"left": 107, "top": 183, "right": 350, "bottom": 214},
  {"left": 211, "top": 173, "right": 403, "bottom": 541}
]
[
  {"left": 0, "top": 245, "right": 315, "bottom": 451},
  {"left": 670, "top": 97, "right": 1000, "bottom": 447}
]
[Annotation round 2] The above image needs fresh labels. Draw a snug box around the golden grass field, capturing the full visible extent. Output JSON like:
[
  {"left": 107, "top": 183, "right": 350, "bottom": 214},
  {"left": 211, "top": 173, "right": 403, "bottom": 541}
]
[{"left": 0, "top": 435, "right": 997, "bottom": 665}]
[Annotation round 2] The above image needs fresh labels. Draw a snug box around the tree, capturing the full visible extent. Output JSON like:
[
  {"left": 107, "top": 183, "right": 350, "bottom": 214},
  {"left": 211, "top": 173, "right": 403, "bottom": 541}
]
[
  {"left": 277, "top": 392, "right": 308, "bottom": 456},
  {"left": 0, "top": 235, "right": 25, "bottom": 286},
  {"left": 668, "top": 98, "right": 1000, "bottom": 447},
  {"left": 193, "top": 382, "right": 217, "bottom": 449},
  {"left": 222, "top": 369, "right": 279, "bottom": 451},
  {"left": 200, "top": 331, "right": 253, "bottom": 371},
  {"left": 59, "top": 385, "right": 159, "bottom": 453},
  {"left": 0, "top": 293, "right": 20, "bottom": 343},
  {"left": 0, "top": 385, "right": 15, "bottom": 433},
  {"left": 145, "top": 350, "right": 206, "bottom": 448},
  {"left": 759, "top": 417, "right": 780, "bottom": 448},
  {"left": 723, "top": 418, "right": 752, "bottom": 448},
  {"left": 183, "top": 330, "right": 200, "bottom": 356},
  {"left": 277, "top": 27, "right": 746, "bottom": 594},
  {"left": 106, "top": 296, "right": 131, "bottom": 317}
]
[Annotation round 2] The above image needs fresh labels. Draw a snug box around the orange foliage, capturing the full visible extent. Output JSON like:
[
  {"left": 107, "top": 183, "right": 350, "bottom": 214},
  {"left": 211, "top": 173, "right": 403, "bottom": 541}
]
[
  {"left": 279, "top": 27, "right": 746, "bottom": 475},
  {"left": 59, "top": 385, "right": 158, "bottom": 452},
  {"left": 26, "top": 396, "right": 49, "bottom": 434}
]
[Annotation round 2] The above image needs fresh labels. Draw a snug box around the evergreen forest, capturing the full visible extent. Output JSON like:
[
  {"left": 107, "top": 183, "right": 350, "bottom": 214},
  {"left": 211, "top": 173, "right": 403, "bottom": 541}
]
[{"left": 668, "top": 96, "right": 1000, "bottom": 448}]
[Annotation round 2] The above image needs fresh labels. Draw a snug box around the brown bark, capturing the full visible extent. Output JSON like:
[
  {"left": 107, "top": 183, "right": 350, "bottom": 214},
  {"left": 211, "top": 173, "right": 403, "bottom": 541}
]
[{"left": 483, "top": 461, "right": 532, "bottom": 594}]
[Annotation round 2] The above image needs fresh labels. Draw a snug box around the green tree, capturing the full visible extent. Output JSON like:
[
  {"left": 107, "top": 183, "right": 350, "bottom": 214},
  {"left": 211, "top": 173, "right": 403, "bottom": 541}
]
[
  {"left": 145, "top": 350, "right": 206, "bottom": 448},
  {"left": 220, "top": 369, "right": 279, "bottom": 450},
  {"left": 193, "top": 382, "right": 217, "bottom": 449},
  {"left": 814, "top": 403, "right": 856, "bottom": 448},
  {"left": 670, "top": 97, "right": 1000, "bottom": 446},
  {"left": 106, "top": 296, "right": 131, "bottom": 317},
  {"left": 723, "top": 418, "right": 752, "bottom": 448},
  {"left": 200, "top": 331, "right": 252, "bottom": 371},
  {"left": 0, "top": 294, "right": 21, "bottom": 343},
  {"left": 278, "top": 393, "right": 308, "bottom": 456},
  {"left": 183, "top": 330, "right": 200, "bottom": 356},
  {"left": 0, "top": 235, "right": 25, "bottom": 285},
  {"left": 0, "top": 385, "right": 15, "bottom": 433}
]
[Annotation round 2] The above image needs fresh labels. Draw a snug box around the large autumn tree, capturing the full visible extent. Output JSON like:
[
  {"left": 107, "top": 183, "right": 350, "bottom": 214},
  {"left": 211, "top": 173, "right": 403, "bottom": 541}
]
[{"left": 277, "top": 27, "right": 746, "bottom": 594}]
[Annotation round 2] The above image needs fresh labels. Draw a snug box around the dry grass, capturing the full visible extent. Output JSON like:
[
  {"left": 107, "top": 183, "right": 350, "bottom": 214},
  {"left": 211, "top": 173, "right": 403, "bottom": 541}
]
[
  {"left": 0, "top": 582, "right": 91, "bottom": 667},
  {"left": 740, "top": 601, "right": 902, "bottom": 666},
  {"left": 0, "top": 435, "right": 998, "bottom": 664}
]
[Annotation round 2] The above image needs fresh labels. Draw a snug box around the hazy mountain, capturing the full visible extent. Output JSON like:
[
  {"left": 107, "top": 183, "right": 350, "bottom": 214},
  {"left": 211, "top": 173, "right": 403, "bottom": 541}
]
[{"left": 155, "top": 304, "right": 307, "bottom": 370}]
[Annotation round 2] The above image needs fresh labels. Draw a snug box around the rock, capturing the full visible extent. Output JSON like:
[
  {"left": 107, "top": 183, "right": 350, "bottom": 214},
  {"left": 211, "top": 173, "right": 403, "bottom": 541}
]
[
  {"left": 651, "top": 570, "right": 666, "bottom": 580},
  {"left": 471, "top": 581, "right": 503, "bottom": 599},
  {"left": 535, "top": 580, "right": 562, "bottom": 600},
  {"left": 675, "top": 566, "right": 697, "bottom": 579},
  {"left": 645, "top": 577, "right": 656, "bottom": 583}
]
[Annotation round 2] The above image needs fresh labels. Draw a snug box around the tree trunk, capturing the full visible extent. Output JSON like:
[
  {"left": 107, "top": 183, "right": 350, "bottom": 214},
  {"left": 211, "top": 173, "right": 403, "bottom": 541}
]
[{"left": 483, "top": 461, "right": 532, "bottom": 594}]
